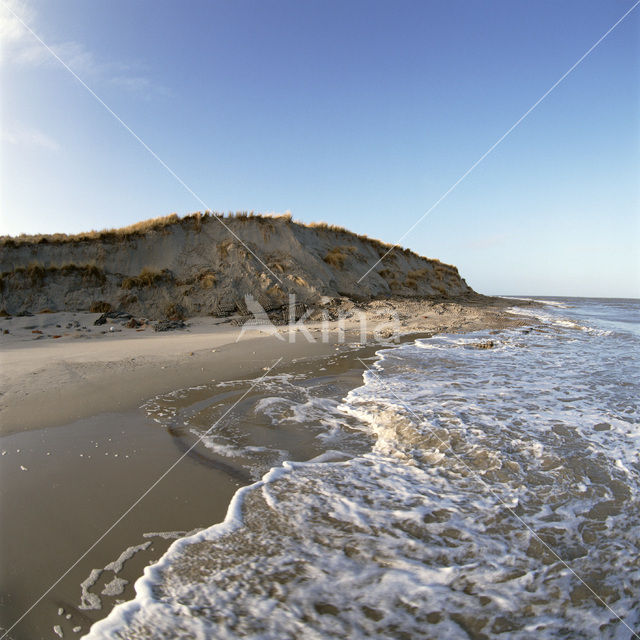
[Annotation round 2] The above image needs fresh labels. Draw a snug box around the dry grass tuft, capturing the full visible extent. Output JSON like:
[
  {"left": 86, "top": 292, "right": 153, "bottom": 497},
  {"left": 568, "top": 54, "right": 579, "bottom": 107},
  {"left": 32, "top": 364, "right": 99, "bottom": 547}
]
[
  {"left": 377, "top": 268, "right": 394, "bottom": 280},
  {"left": 165, "top": 303, "right": 186, "bottom": 321},
  {"left": 119, "top": 293, "right": 138, "bottom": 307},
  {"left": 309, "top": 221, "right": 351, "bottom": 234},
  {"left": 1, "top": 263, "right": 107, "bottom": 291},
  {"left": 27, "top": 262, "right": 46, "bottom": 285},
  {"left": 323, "top": 248, "right": 346, "bottom": 269},
  {"left": 78, "top": 263, "right": 106, "bottom": 284},
  {"left": 378, "top": 249, "right": 397, "bottom": 263},
  {"left": 122, "top": 268, "right": 171, "bottom": 290},
  {"left": 323, "top": 246, "right": 357, "bottom": 269},
  {"left": 405, "top": 278, "right": 418, "bottom": 289},
  {"left": 433, "top": 261, "right": 459, "bottom": 278},
  {"left": 218, "top": 239, "right": 234, "bottom": 259},
  {"left": 289, "top": 275, "right": 308, "bottom": 287},
  {"left": 405, "top": 268, "right": 429, "bottom": 289},
  {"left": 433, "top": 284, "right": 449, "bottom": 297},
  {"left": 196, "top": 270, "right": 217, "bottom": 289},
  {"left": 0, "top": 214, "right": 184, "bottom": 246},
  {"left": 266, "top": 284, "right": 286, "bottom": 300}
]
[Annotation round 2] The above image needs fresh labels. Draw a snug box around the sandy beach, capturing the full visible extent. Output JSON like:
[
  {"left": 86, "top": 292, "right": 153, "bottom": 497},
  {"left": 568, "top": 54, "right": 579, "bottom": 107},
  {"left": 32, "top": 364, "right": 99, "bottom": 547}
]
[
  {"left": 0, "top": 296, "right": 525, "bottom": 436},
  {"left": 0, "top": 296, "right": 531, "bottom": 639}
]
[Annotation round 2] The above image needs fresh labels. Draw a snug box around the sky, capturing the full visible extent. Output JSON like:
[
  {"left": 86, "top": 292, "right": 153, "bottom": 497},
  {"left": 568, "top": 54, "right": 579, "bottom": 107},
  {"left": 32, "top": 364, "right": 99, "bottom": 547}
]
[{"left": 1, "top": 0, "right": 638, "bottom": 297}]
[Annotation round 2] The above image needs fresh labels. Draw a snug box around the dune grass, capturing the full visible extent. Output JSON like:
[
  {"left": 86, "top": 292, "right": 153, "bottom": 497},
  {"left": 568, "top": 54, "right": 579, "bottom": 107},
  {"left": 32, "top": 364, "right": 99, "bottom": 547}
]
[
  {"left": 164, "top": 302, "right": 186, "bottom": 321},
  {"left": 121, "top": 268, "right": 171, "bottom": 290},
  {"left": 405, "top": 268, "right": 429, "bottom": 289},
  {"left": 323, "top": 245, "right": 357, "bottom": 269},
  {"left": 0, "top": 210, "right": 300, "bottom": 247},
  {"left": 196, "top": 270, "right": 217, "bottom": 289},
  {"left": 0, "top": 262, "right": 106, "bottom": 288}
]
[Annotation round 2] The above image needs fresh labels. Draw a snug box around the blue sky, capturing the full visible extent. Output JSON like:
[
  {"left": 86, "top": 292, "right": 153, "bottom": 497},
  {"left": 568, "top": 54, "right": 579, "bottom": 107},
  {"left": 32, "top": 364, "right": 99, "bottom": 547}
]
[{"left": 1, "top": 0, "right": 638, "bottom": 297}]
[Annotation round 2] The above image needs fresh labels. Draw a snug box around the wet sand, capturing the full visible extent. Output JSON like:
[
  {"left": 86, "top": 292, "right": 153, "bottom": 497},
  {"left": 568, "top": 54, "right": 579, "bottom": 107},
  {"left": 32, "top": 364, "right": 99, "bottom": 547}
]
[
  {"left": 0, "top": 410, "right": 244, "bottom": 639},
  {"left": 0, "top": 346, "right": 381, "bottom": 640}
]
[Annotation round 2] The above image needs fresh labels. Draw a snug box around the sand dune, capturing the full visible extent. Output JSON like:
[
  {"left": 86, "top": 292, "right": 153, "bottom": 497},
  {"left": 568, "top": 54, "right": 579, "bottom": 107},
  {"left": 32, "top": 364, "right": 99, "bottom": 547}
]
[{"left": 0, "top": 213, "right": 473, "bottom": 318}]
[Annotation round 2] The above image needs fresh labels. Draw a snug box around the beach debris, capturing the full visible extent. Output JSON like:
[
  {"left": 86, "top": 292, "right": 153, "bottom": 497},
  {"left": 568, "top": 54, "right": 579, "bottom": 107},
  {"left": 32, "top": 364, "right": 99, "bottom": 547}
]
[
  {"left": 1, "top": 450, "right": 5, "bottom": 455},
  {"left": 125, "top": 317, "right": 140, "bottom": 328},
  {"left": 153, "top": 320, "right": 186, "bottom": 332},
  {"left": 53, "top": 624, "right": 63, "bottom": 637},
  {"left": 20, "top": 465, "right": 27, "bottom": 471},
  {"left": 95, "top": 311, "right": 132, "bottom": 326},
  {"left": 31, "top": 329, "right": 42, "bottom": 334}
]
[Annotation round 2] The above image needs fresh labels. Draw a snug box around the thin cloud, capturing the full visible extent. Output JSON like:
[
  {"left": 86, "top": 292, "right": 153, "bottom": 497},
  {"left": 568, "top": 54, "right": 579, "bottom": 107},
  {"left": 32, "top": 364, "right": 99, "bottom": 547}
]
[
  {"left": 0, "top": 0, "right": 168, "bottom": 95},
  {"left": 2, "top": 125, "right": 60, "bottom": 151}
]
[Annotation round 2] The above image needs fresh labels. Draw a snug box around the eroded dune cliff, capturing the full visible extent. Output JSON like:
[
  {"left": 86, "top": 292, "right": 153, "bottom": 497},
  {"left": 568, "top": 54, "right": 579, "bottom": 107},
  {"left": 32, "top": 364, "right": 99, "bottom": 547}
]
[{"left": 0, "top": 213, "right": 474, "bottom": 318}]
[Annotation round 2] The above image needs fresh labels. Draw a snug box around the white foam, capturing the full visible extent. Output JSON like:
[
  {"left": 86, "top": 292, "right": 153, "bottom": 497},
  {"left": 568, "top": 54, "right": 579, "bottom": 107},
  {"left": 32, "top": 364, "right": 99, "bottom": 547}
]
[
  {"left": 100, "top": 578, "right": 128, "bottom": 597},
  {"left": 83, "top": 300, "right": 640, "bottom": 639},
  {"left": 79, "top": 569, "right": 102, "bottom": 610},
  {"left": 143, "top": 528, "right": 203, "bottom": 540}
]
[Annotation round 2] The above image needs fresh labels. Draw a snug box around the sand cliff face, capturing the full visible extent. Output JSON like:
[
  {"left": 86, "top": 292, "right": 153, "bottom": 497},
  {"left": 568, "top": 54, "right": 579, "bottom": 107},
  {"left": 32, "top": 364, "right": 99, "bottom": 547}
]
[{"left": 0, "top": 214, "right": 474, "bottom": 318}]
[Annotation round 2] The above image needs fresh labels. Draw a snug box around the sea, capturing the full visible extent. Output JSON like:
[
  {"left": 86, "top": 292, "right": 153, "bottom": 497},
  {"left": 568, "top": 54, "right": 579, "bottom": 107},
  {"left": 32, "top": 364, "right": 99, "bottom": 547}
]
[{"left": 83, "top": 297, "right": 639, "bottom": 640}]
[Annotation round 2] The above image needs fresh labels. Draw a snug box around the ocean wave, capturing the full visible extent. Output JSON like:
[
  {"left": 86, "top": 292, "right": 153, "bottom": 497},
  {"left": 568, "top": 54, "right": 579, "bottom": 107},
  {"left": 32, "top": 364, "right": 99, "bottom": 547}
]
[{"left": 83, "top": 301, "right": 640, "bottom": 639}]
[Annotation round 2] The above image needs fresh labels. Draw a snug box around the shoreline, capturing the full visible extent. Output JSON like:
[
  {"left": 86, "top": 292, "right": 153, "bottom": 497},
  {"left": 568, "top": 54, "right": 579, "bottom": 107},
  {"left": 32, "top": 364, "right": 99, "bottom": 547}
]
[
  {"left": 0, "top": 296, "right": 537, "bottom": 640},
  {"left": 0, "top": 296, "right": 531, "bottom": 436},
  {"left": 1, "top": 339, "right": 381, "bottom": 640}
]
